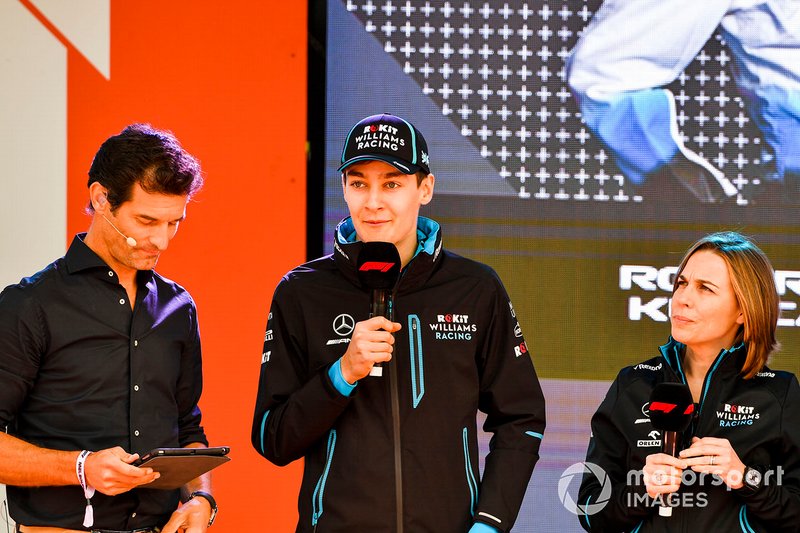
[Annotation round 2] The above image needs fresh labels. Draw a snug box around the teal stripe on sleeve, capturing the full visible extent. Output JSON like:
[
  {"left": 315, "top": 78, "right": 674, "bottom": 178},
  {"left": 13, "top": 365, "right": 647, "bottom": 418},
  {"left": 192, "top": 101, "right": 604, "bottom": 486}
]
[{"left": 259, "top": 410, "right": 270, "bottom": 455}]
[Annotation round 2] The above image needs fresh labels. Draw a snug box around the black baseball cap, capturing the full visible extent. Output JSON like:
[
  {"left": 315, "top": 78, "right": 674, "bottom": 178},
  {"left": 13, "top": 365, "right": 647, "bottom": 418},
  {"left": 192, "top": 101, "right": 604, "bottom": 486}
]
[{"left": 338, "top": 113, "right": 431, "bottom": 175}]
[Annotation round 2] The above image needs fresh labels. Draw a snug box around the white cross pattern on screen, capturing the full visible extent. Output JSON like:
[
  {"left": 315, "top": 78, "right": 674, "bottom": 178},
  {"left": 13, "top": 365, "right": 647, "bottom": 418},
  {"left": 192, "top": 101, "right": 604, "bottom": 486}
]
[{"left": 345, "top": 0, "right": 763, "bottom": 202}]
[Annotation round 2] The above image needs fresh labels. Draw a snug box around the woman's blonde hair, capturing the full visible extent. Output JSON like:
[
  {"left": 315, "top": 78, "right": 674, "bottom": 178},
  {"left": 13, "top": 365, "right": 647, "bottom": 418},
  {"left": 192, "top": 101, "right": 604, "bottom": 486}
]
[{"left": 673, "top": 232, "right": 780, "bottom": 378}]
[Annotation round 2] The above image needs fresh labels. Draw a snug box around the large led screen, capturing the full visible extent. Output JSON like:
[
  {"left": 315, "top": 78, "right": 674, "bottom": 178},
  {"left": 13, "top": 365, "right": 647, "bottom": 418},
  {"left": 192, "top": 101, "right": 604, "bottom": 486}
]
[{"left": 323, "top": 1, "right": 800, "bottom": 530}]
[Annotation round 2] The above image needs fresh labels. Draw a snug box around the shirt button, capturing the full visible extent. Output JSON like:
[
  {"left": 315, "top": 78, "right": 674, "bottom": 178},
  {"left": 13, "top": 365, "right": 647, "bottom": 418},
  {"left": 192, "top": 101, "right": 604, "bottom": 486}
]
[
  {"left": 134, "top": 340, "right": 139, "bottom": 347},
  {"left": 134, "top": 385, "right": 140, "bottom": 391},
  {"left": 132, "top": 512, "right": 137, "bottom": 518},
  {"left": 134, "top": 430, "right": 140, "bottom": 436},
  {"left": 108, "top": 271, "right": 114, "bottom": 277},
  {"left": 119, "top": 298, "right": 126, "bottom": 305}
]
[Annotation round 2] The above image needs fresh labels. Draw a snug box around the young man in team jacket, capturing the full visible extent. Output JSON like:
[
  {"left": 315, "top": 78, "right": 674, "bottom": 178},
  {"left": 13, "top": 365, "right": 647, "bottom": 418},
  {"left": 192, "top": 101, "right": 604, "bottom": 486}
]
[{"left": 252, "top": 113, "right": 546, "bottom": 533}]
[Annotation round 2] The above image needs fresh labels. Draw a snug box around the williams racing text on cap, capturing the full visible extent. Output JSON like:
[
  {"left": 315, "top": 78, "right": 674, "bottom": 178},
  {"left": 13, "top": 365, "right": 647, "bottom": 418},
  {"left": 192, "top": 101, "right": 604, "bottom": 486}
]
[{"left": 338, "top": 113, "right": 431, "bottom": 175}]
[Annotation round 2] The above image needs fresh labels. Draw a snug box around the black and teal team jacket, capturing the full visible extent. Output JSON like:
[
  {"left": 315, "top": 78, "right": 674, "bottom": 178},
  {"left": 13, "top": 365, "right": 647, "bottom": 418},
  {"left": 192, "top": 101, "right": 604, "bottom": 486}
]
[
  {"left": 252, "top": 217, "right": 546, "bottom": 533},
  {"left": 579, "top": 338, "right": 800, "bottom": 532}
]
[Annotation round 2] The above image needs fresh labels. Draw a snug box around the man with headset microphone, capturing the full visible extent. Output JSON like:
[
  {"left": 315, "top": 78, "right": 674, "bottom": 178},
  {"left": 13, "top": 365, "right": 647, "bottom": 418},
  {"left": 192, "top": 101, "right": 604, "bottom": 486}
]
[{"left": 0, "top": 124, "right": 217, "bottom": 532}]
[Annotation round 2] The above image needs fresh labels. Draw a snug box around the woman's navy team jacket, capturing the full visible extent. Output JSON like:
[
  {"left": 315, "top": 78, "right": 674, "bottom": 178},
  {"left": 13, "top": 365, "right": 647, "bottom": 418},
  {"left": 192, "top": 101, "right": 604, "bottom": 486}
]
[{"left": 579, "top": 338, "right": 800, "bottom": 532}]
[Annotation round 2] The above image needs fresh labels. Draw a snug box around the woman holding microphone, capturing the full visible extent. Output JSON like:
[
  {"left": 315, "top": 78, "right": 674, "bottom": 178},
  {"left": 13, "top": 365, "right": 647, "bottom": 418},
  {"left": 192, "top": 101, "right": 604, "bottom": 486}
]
[{"left": 579, "top": 231, "right": 800, "bottom": 532}]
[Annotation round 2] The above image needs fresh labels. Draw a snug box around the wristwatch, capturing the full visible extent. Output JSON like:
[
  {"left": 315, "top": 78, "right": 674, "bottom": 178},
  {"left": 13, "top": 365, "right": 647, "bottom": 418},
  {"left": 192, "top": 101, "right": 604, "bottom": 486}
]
[
  {"left": 741, "top": 466, "right": 763, "bottom": 494},
  {"left": 189, "top": 491, "right": 218, "bottom": 526}
]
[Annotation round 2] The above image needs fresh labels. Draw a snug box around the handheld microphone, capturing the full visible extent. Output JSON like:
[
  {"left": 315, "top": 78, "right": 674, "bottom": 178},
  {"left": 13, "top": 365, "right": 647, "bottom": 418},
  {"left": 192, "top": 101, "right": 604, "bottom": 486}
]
[
  {"left": 356, "top": 242, "right": 401, "bottom": 377},
  {"left": 649, "top": 382, "right": 695, "bottom": 517},
  {"left": 101, "top": 213, "right": 138, "bottom": 247}
]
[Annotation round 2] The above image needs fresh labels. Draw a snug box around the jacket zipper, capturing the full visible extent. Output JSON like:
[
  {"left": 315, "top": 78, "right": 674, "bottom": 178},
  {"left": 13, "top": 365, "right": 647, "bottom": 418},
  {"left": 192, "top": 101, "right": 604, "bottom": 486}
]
[
  {"left": 663, "top": 343, "right": 731, "bottom": 532},
  {"left": 695, "top": 348, "right": 731, "bottom": 418},
  {"left": 311, "top": 429, "right": 337, "bottom": 530},
  {"left": 682, "top": 352, "right": 727, "bottom": 532},
  {"left": 462, "top": 427, "right": 479, "bottom": 516},
  {"left": 388, "top": 295, "right": 403, "bottom": 533}
]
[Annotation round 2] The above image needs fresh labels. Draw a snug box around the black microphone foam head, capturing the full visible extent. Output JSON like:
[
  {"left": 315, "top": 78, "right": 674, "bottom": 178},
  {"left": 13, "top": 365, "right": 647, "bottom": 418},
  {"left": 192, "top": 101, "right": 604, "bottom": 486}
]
[
  {"left": 649, "top": 382, "right": 695, "bottom": 433},
  {"left": 356, "top": 241, "right": 401, "bottom": 290}
]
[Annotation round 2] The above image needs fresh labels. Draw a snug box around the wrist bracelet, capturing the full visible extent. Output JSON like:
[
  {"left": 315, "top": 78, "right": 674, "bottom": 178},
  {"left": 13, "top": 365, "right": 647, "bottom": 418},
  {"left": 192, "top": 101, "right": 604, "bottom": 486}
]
[
  {"left": 189, "top": 490, "right": 218, "bottom": 526},
  {"left": 76, "top": 450, "right": 96, "bottom": 527}
]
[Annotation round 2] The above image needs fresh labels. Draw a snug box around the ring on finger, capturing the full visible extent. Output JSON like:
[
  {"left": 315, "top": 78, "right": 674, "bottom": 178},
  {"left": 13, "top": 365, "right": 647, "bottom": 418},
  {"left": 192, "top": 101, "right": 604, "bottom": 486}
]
[{"left": 709, "top": 456, "right": 715, "bottom": 466}]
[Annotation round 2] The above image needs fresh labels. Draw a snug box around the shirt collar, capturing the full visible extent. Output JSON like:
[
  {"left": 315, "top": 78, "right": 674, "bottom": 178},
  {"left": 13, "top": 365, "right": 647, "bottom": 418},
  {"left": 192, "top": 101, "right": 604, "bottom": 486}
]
[
  {"left": 65, "top": 233, "right": 109, "bottom": 274},
  {"left": 64, "top": 233, "right": 154, "bottom": 283}
]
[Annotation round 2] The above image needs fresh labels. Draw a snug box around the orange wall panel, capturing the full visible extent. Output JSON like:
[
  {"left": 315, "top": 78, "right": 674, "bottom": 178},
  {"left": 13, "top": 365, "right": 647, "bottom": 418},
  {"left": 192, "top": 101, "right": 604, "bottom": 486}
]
[{"left": 65, "top": 2, "right": 307, "bottom": 529}]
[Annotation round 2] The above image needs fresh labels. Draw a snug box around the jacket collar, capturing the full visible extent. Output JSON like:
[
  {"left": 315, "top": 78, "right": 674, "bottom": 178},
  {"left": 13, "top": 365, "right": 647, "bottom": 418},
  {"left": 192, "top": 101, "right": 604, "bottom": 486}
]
[
  {"left": 332, "top": 216, "right": 443, "bottom": 293},
  {"left": 658, "top": 336, "right": 747, "bottom": 383}
]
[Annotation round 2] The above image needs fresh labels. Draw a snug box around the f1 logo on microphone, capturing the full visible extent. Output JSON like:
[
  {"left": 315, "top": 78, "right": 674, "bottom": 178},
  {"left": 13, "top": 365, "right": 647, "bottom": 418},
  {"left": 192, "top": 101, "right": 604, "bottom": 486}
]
[
  {"left": 359, "top": 261, "right": 396, "bottom": 272},
  {"left": 650, "top": 402, "right": 695, "bottom": 415}
]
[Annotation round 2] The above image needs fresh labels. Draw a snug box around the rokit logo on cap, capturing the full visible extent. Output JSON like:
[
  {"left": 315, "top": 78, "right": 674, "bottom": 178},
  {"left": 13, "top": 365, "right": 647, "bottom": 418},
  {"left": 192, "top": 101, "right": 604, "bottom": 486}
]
[
  {"left": 354, "top": 123, "right": 406, "bottom": 152},
  {"left": 339, "top": 114, "right": 431, "bottom": 175}
]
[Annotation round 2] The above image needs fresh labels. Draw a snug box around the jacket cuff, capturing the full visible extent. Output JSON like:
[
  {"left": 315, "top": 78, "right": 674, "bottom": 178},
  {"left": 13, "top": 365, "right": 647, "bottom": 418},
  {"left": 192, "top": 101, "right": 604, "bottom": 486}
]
[{"left": 328, "top": 359, "right": 357, "bottom": 397}]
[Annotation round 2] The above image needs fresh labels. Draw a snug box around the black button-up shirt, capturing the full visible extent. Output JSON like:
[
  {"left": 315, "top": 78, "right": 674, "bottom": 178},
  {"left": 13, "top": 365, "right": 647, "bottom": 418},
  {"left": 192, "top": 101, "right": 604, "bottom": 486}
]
[{"left": 0, "top": 234, "right": 207, "bottom": 529}]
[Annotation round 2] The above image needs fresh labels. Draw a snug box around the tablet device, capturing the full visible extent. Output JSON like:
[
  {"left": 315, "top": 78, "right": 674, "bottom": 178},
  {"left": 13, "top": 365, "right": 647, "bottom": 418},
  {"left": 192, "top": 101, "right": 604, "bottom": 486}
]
[{"left": 134, "top": 446, "right": 231, "bottom": 490}]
